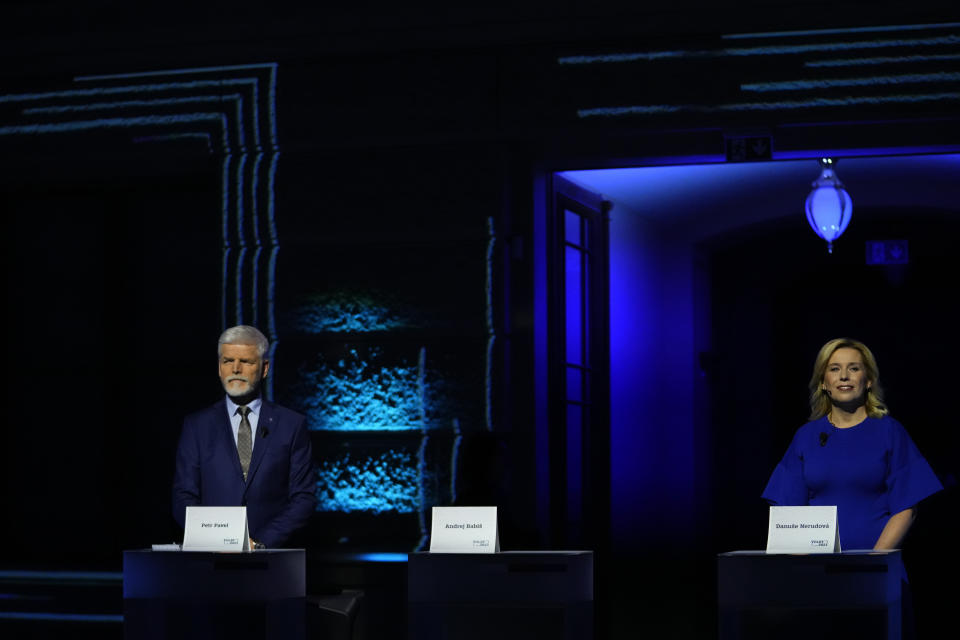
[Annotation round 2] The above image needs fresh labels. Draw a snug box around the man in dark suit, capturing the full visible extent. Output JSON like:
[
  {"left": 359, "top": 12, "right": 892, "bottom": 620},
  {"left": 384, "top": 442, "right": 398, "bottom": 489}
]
[{"left": 173, "top": 325, "right": 315, "bottom": 548}]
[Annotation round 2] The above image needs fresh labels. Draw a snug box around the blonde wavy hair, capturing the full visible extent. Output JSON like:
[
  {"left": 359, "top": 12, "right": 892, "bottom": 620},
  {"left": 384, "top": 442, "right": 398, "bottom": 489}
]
[{"left": 808, "top": 338, "right": 888, "bottom": 420}]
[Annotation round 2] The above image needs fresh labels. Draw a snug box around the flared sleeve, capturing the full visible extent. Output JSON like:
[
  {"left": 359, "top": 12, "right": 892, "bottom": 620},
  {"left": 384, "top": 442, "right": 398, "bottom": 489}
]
[
  {"left": 762, "top": 429, "right": 810, "bottom": 506},
  {"left": 885, "top": 418, "right": 943, "bottom": 514}
]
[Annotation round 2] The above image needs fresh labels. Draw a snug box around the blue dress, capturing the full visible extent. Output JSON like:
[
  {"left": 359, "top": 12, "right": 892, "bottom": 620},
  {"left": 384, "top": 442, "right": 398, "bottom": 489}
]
[{"left": 762, "top": 415, "right": 942, "bottom": 550}]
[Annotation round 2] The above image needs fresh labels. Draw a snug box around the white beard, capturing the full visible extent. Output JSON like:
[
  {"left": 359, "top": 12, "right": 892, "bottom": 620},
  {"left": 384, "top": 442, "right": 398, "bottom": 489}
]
[{"left": 222, "top": 376, "right": 259, "bottom": 397}]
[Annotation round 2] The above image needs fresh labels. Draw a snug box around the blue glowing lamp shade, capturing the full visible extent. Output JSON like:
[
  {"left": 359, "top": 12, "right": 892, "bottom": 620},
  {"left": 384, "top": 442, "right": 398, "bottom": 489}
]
[{"left": 805, "top": 158, "right": 852, "bottom": 254}]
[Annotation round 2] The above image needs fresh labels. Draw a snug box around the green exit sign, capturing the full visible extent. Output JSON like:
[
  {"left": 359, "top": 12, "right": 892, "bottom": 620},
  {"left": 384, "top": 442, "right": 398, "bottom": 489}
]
[
  {"left": 865, "top": 240, "right": 909, "bottom": 265},
  {"left": 725, "top": 136, "right": 773, "bottom": 162}
]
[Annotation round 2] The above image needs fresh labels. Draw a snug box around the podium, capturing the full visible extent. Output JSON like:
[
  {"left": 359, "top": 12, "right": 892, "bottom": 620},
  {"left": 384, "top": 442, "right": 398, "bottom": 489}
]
[
  {"left": 408, "top": 551, "right": 593, "bottom": 640},
  {"left": 717, "top": 550, "right": 903, "bottom": 640},
  {"left": 123, "top": 549, "right": 305, "bottom": 640}
]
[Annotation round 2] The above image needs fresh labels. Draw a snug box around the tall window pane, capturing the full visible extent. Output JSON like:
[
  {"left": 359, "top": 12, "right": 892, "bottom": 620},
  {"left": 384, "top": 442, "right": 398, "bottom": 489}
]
[
  {"left": 565, "top": 246, "right": 583, "bottom": 366},
  {"left": 565, "top": 209, "right": 581, "bottom": 246},
  {"left": 567, "top": 365, "right": 583, "bottom": 403}
]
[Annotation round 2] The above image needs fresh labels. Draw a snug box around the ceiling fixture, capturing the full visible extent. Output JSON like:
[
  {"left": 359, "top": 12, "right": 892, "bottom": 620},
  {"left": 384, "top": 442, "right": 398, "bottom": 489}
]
[{"left": 805, "top": 158, "right": 852, "bottom": 254}]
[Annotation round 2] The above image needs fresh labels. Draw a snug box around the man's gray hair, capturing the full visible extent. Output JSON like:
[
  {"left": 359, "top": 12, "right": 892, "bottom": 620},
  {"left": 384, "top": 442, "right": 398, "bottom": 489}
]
[{"left": 218, "top": 325, "right": 270, "bottom": 359}]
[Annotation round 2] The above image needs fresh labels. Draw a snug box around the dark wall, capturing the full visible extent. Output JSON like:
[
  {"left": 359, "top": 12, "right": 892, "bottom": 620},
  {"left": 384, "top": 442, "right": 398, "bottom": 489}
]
[{"left": 2, "top": 146, "right": 221, "bottom": 567}]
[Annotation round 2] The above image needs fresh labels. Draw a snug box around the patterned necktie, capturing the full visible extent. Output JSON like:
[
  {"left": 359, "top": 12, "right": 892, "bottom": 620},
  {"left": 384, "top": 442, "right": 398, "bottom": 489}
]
[{"left": 236, "top": 406, "right": 252, "bottom": 480}]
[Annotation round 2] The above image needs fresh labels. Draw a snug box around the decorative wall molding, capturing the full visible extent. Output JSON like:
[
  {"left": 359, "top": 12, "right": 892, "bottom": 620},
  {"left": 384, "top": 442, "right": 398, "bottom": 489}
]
[{"left": 0, "top": 63, "right": 280, "bottom": 395}]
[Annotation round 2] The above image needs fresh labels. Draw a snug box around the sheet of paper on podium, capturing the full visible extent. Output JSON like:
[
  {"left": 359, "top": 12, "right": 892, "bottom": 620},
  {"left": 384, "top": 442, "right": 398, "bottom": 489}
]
[
  {"left": 430, "top": 506, "right": 500, "bottom": 553},
  {"left": 182, "top": 506, "right": 251, "bottom": 552},
  {"left": 766, "top": 505, "right": 840, "bottom": 554}
]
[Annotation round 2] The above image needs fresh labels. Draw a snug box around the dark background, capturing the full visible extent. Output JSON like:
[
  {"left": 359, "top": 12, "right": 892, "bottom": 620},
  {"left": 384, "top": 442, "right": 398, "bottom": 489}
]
[{"left": 2, "top": 2, "right": 959, "bottom": 638}]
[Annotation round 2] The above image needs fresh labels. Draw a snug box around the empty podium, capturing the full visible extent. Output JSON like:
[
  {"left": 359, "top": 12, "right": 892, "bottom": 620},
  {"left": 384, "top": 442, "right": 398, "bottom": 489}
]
[
  {"left": 717, "top": 550, "right": 903, "bottom": 640},
  {"left": 123, "top": 549, "right": 305, "bottom": 640},
  {"left": 408, "top": 551, "right": 593, "bottom": 640}
]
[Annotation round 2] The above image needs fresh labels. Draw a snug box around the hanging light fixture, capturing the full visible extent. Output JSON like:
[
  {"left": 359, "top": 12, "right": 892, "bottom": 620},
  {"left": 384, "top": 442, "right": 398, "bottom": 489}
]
[{"left": 805, "top": 158, "right": 852, "bottom": 254}]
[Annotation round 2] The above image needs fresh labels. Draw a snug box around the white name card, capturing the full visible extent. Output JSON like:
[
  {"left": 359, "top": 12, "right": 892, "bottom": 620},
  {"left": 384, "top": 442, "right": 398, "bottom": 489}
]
[
  {"left": 182, "top": 506, "right": 250, "bottom": 552},
  {"left": 429, "top": 506, "right": 499, "bottom": 553},
  {"left": 766, "top": 505, "right": 840, "bottom": 554}
]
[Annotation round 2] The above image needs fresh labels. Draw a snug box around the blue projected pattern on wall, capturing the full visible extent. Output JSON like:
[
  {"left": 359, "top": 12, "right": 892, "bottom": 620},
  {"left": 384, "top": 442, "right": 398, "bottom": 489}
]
[
  {"left": 289, "top": 290, "right": 417, "bottom": 333},
  {"left": 316, "top": 450, "right": 420, "bottom": 513},
  {"left": 557, "top": 22, "right": 960, "bottom": 119},
  {"left": 0, "top": 63, "right": 281, "bottom": 394},
  {"left": 278, "top": 222, "right": 493, "bottom": 548},
  {"left": 285, "top": 301, "right": 482, "bottom": 529},
  {"left": 293, "top": 346, "right": 425, "bottom": 431}
]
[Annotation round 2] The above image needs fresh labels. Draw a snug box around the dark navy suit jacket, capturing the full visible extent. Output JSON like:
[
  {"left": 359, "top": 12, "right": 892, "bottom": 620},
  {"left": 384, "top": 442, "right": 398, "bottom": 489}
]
[{"left": 172, "top": 398, "right": 316, "bottom": 548}]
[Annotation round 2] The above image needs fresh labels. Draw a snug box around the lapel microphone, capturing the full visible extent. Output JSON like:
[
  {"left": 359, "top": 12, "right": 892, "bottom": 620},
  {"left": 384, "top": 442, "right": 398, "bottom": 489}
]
[
  {"left": 819, "top": 432, "right": 829, "bottom": 447},
  {"left": 258, "top": 414, "right": 272, "bottom": 439}
]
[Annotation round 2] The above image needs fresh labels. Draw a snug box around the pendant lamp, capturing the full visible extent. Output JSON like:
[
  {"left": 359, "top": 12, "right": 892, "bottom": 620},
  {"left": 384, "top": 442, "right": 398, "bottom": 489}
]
[{"left": 805, "top": 158, "right": 852, "bottom": 254}]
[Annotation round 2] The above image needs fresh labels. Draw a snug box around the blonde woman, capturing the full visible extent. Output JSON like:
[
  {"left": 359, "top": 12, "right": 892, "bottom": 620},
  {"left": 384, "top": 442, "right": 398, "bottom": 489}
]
[{"left": 762, "top": 338, "right": 942, "bottom": 551}]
